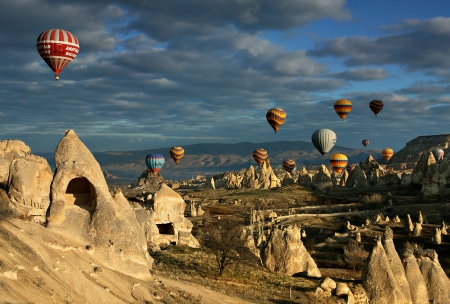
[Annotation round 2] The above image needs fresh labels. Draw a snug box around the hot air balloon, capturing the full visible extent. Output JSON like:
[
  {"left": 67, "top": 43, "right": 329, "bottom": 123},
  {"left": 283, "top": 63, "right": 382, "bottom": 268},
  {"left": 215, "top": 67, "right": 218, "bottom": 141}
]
[
  {"left": 433, "top": 148, "right": 444, "bottom": 162},
  {"left": 334, "top": 99, "right": 352, "bottom": 121},
  {"left": 311, "top": 129, "right": 337, "bottom": 157},
  {"left": 369, "top": 100, "right": 384, "bottom": 116},
  {"left": 329, "top": 154, "right": 348, "bottom": 174},
  {"left": 266, "top": 108, "right": 286, "bottom": 134},
  {"left": 170, "top": 146, "right": 184, "bottom": 164},
  {"left": 36, "top": 29, "right": 80, "bottom": 80},
  {"left": 382, "top": 148, "right": 394, "bottom": 161},
  {"left": 282, "top": 159, "right": 296, "bottom": 173},
  {"left": 145, "top": 154, "right": 165, "bottom": 173},
  {"left": 346, "top": 164, "right": 356, "bottom": 174},
  {"left": 252, "top": 149, "right": 268, "bottom": 166},
  {"left": 362, "top": 139, "right": 369, "bottom": 148}
]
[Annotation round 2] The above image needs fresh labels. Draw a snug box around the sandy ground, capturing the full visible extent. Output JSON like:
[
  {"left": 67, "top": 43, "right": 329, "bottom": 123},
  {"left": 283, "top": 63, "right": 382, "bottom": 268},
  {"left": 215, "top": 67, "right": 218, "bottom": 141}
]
[
  {"left": 157, "top": 277, "right": 254, "bottom": 304},
  {"left": 0, "top": 218, "right": 253, "bottom": 304}
]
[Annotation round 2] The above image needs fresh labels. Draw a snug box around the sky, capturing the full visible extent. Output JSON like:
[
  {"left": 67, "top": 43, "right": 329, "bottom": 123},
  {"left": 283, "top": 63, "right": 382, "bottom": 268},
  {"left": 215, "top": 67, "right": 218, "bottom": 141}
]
[{"left": 2, "top": 0, "right": 450, "bottom": 154}]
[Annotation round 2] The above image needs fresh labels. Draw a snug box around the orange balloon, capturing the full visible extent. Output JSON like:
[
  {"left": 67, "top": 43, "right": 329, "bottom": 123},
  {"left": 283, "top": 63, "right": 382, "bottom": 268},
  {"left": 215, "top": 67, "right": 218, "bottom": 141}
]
[
  {"left": 382, "top": 148, "right": 394, "bottom": 161},
  {"left": 329, "top": 154, "right": 348, "bottom": 174}
]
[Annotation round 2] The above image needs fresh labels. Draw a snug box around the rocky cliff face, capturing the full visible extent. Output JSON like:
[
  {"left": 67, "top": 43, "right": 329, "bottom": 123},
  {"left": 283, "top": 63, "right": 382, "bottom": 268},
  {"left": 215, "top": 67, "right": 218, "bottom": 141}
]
[{"left": 387, "top": 134, "right": 450, "bottom": 164}]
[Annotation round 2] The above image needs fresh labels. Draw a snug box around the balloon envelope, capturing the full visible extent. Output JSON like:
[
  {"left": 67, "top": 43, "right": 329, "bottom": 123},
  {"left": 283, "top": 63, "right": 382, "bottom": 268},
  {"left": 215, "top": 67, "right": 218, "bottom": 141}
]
[
  {"left": 145, "top": 154, "right": 165, "bottom": 173},
  {"left": 433, "top": 148, "right": 444, "bottom": 162},
  {"left": 369, "top": 100, "right": 384, "bottom": 116},
  {"left": 362, "top": 139, "right": 369, "bottom": 147},
  {"left": 311, "top": 129, "right": 337, "bottom": 156},
  {"left": 329, "top": 154, "right": 348, "bottom": 174},
  {"left": 266, "top": 108, "right": 286, "bottom": 134},
  {"left": 282, "top": 159, "right": 296, "bottom": 173},
  {"left": 170, "top": 146, "right": 184, "bottom": 164},
  {"left": 334, "top": 99, "right": 352, "bottom": 121},
  {"left": 36, "top": 29, "right": 79, "bottom": 79},
  {"left": 252, "top": 149, "right": 268, "bottom": 166},
  {"left": 382, "top": 148, "right": 394, "bottom": 161}
]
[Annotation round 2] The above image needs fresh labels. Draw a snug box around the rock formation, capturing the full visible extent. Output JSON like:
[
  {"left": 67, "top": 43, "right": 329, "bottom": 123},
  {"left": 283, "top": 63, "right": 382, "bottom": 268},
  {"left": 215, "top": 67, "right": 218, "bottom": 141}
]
[
  {"left": 297, "top": 167, "right": 312, "bottom": 187},
  {"left": 312, "top": 165, "right": 332, "bottom": 191},
  {"left": 138, "top": 170, "right": 166, "bottom": 190},
  {"left": 203, "top": 159, "right": 280, "bottom": 190},
  {"left": 136, "top": 183, "right": 200, "bottom": 250},
  {"left": 405, "top": 214, "right": 414, "bottom": 232},
  {"left": 46, "top": 130, "right": 153, "bottom": 280},
  {"left": 261, "top": 225, "right": 321, "bottom": 277},
  {"left": 362, "top": 236, "right": 412, "bottom": 304},
  {"left": 346, "top": 165, "right": 368, "bottom": 187},
  {"left": 339, "top": 169, "right": 349, "bottom": 186},
  {"left": 0, "top": 140, "right": 31, "bottom": 187},
  {"left": 7, "top": 154, "right": 53, "bottom": 222},
  {"left": 413, "top": 222, "right": 422, "bottom": 237},
  {"left": 432, "top": 228, "right": 442, "bottom": 244},
  {"left": 0, "top": 140, "right": 52, "bottom": 222},
  {"left": 401, "top": 248, "right": 429, "bottom": 304},
  {"left": 414, "top": 248, "right": 450, "bottom": 303},
  {"left": 382, "top": 227, "right": 412, "bottom": 302}
]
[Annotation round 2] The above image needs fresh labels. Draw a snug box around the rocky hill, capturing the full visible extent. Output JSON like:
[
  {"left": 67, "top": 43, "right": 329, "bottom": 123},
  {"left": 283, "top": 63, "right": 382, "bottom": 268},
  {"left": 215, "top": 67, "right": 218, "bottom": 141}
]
[{"left": 386, "top": 134, "right": 450, "bottom": 164}]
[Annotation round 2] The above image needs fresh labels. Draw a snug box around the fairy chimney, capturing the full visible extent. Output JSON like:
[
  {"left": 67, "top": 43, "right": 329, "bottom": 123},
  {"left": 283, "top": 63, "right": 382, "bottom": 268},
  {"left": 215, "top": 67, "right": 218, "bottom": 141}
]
[
  {"left": 46, "top": 130, "right": 152, "bottom": 280},
  {"left": 401, "top": 249, "right": 429, "bottom": 304},
  {"left": 261, "top": 225, "right": 321, "bottom": 277},
  {"left": 382, "top": 227, "right": 412, "bottom": 302},
  {"left": 362, "top": 236, "right": 412, "bottom": 304}
]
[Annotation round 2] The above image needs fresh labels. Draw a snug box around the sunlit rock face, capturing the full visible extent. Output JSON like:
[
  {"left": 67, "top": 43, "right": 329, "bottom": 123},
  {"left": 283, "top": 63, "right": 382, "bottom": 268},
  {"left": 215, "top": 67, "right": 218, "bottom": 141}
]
[
  {"left": 134, "top": 183, "right": 200, "bottom": 250},
  {"left": 7, "top": 154, "right": 53, "bottom": 222},
  {"left": 261, "top": 224, "right": 321, "bottom": 277},
  {"left": 0, "top": 139, "right": 52, "bottom": 222},
  {"left": 46, "top": 130, "right": 152, "bottom": 281},
  {"left": 0, "top": 139, "right": 31, "bottom": 187}
]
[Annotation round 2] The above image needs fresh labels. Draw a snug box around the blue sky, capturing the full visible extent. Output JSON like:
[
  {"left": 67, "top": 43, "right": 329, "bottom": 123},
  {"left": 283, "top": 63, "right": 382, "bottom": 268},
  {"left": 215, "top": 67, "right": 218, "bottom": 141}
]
[{"left": 1, "top": 0, "right": 450, "bottom": 154}]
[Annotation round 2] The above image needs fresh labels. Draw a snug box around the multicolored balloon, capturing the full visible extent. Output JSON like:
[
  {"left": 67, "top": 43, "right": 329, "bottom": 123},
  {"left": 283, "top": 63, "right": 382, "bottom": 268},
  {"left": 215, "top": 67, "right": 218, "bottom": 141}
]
[
  {"left": 282, "top": 159, "right": 296, "bottom": 173},
  {"left": 170, "top": 146, "right": 184, "bottom": 164},
  {"left": 369, "top": 100, "right": 384, "bottom": 116},
  {"left": 346, "top": 164, "right": 356, "bottom": 174},
  {"left": 311, "top": 129, "right": 337, "bottom": 156},
  {"left": 382, "top": 148, "right": 394, "bottom": 161},
  {"left": 266, "top": 108, "right": 286, "bottom": 134},
  {"left": 433, "top": 148, "right": 444, "bottom": 162},
  {"left": 36, "top": 29, "right": 79, "bottom": 80},
  {"left": 329, "top": 154, "right": 348, "bottom": 174},
  {"left": 145, "top": 154, "right": 165, "bottom": 173},
  {"left": 334, "top": 99, "right": 352, "bottom": 121},
  {"left": 362, "top": 139, "right": 369, "bottom": 148},
  {"left": 252, "top": 149, "right": 268, "bottom": 166}
]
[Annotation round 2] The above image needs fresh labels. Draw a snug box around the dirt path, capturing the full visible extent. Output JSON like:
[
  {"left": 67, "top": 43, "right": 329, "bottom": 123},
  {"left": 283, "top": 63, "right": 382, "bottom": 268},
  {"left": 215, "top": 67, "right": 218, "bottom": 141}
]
[{"left": 157, "top": 277, "right": 255, "bottom": 304}]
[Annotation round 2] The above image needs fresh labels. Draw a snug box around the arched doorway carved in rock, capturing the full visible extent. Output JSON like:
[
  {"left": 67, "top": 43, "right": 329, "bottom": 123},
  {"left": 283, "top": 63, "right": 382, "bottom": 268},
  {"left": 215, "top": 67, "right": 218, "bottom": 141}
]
[{"left": 64, "top": 177, "right": 97, "bottom": 213}]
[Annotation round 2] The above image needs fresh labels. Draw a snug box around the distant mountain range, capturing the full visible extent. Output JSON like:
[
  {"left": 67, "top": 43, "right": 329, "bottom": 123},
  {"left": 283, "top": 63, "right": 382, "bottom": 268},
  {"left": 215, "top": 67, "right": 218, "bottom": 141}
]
[{"left": 36, "top": 140, "right": 382, "bottom": 184}]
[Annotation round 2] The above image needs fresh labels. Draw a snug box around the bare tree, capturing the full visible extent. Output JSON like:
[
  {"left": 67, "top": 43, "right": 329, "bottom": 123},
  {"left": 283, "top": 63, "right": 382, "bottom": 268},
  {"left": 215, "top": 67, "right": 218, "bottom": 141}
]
[
  {"left": 200, "top": 217, "right": 251, "bottom": 277},
  {"left": 343, "top": 240, "right": 369, "bottom": 271}
]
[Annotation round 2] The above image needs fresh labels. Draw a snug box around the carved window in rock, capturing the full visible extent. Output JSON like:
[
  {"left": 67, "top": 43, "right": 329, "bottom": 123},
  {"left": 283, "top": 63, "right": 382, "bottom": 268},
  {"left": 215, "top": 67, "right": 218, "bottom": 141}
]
[
  {"left": 157, "top": 223, "right": 175, "bottom": 235},
  {"left": 64, "top": 177, "right": 97, "bottom": 212}
]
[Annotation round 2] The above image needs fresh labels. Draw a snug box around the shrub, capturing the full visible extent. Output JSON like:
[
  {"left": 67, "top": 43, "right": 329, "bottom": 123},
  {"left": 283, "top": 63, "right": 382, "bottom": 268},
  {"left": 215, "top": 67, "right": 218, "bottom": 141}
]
[
  {"left": 362, "top": 193, "right": 382, "bottom": 208},
  {"left": 343, "top": 240, "right": 369, "bottom": 271}
]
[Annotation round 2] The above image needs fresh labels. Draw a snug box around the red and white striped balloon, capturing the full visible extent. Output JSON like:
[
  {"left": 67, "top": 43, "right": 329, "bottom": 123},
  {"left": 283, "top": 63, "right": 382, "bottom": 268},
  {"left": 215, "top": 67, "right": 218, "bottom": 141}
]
[{"left": 36, "top": 29, "right": 79, "bottom": 79}]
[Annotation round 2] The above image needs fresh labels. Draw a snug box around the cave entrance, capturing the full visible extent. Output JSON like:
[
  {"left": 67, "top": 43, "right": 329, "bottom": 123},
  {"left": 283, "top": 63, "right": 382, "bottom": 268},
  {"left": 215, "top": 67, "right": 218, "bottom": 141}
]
[
  {"left": 157, "top": 223, "right": 175, "bottom": 235},
  {"left": 64, "top": 177, "right": 96, "bottom": 213}
]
